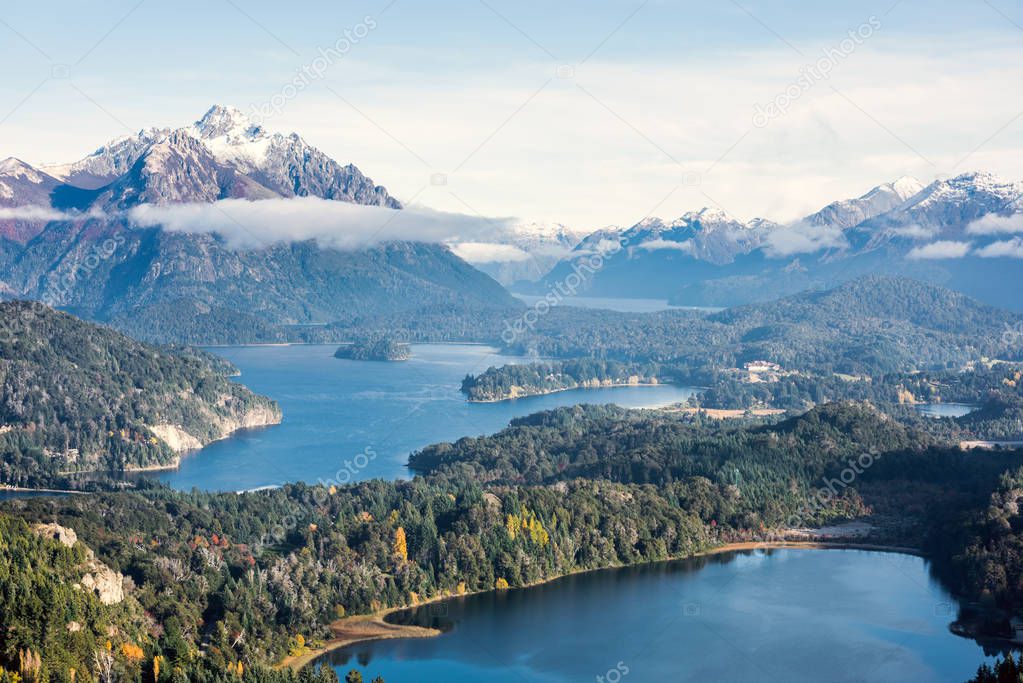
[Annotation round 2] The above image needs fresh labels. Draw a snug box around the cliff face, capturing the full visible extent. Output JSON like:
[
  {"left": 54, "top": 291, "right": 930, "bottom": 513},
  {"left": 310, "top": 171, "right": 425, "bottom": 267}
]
[{"left": 146, "top": 402, "right": 282, "bottom": 458}]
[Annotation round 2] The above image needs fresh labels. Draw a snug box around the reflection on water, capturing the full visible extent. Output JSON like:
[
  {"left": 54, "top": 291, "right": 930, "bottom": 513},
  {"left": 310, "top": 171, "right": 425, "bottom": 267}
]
[
  {"left": 915, "top": 403, "right": 979, "bottom": 418},
  {"left": 318, "top": 549, "right": 994, "bottom": 683}
]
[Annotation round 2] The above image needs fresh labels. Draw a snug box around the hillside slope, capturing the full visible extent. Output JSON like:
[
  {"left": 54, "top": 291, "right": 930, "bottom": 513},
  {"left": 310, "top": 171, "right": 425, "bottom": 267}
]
[{"left": 0, "top": 302, "right": 280, "bottom": 486}]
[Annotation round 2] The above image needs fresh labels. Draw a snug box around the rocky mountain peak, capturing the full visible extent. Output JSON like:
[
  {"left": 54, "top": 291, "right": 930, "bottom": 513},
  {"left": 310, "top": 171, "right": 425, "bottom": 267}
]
[{"left": 193, "top": 104, "right": 266, "bottom": 142}]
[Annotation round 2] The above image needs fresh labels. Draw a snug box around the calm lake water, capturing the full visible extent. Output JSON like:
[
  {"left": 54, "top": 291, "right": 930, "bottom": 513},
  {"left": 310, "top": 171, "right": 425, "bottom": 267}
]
[
  {"left": 916, "top": 403, "right": 979, "bottom": 418},
  {"left": 156, "top": 344, "right": 697, "bottom": 491},
  {"left": 321, "top": 549, "right": 992, "bottom": 683}
]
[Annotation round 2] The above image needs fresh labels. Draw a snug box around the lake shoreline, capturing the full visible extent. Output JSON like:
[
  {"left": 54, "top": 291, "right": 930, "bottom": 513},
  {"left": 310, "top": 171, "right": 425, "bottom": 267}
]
[
  {"left": 283, "top": 539, "right": 919, "bottom": 671},
  {"left": 466, "top": 380, "right": 669, "bottom": 403}
]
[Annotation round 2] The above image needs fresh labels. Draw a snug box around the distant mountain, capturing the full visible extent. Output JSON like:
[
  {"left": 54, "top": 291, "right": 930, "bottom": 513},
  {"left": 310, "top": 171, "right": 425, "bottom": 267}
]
[
  {"left": 804, "top": 176, "right": 924, "bottom": 230},
  {"left": 530, "top": 172, "right": 1023, "bottom": 311},
  {"left": 0, "top": 106, "right": 517, "bottom": 342}
]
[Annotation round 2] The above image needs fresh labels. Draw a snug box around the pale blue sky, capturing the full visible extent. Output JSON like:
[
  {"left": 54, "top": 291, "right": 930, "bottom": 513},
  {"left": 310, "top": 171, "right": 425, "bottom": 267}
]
[{"left": 2, "top": 0, "right": 1022, "bottom": 227}]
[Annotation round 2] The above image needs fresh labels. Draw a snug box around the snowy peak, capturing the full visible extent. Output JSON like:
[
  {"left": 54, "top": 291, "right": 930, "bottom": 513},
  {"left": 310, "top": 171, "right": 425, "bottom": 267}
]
[
  {"left": 804, "top": 176, "right": 925, "bottom": 230},
  {"left": 43, "top": 128, "right": 170, "bottom": 189},
  {"left": 192, "top": 105, "right": 265, "bottom": 141},
  {"left": 903, "top": 171, "right": 1022, "bottom": 212},
  {"left": 0, "top": 157, "right": 61, "bottom": 208},
  {"left": 0, "top": 157, "right": 47, "bottom": 183},
  {"left": 887, "top": 176, "right": 926, "bottom": 201}
]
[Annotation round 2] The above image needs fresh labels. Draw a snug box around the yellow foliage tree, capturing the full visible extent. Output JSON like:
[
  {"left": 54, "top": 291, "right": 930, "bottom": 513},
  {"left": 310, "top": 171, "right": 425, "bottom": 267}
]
[
  {"left": 495, "top": 577, "right": 510, "bottom": 590},
  {"left": 393, "top": 526, "right": 408, "bottom": 563},
  {"left": 120, "top": 643, "right": 144, "bottom": 663}
]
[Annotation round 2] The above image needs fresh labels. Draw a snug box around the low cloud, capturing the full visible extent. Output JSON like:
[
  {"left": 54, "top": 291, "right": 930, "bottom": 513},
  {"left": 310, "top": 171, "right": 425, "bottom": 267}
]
[
  {"left": 0, "top": 205, "right": 103, "bottom": 221},
  {"left": 449, "top": 242, "right": 531, "bottom": 263},
  {"left": 967, "top": 211, "right": 1023, "bottom": 235},
  {"left": 891, "top": 223, "right": 936, "bottom": 239},
  {"left": 128, "top": 197, "right": 516, "bottom": 250},
  {"left": 637, "top": 238, "right": 694, "bottom": 253},
  {"left": 907, "top": 240, "right": 972, "bottom": 259},
  {"left": 762, "top": 221, "right": 848, "bottom": 258},
  {"left": 975, "top": 237, "right": 1023, "bottom": 258}
]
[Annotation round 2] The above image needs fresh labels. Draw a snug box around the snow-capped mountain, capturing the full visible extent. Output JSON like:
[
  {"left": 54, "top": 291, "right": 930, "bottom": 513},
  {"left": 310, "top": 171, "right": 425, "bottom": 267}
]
[
  {"left": 0, "top": 158, "right": 64, "bottom": 243},
  {"left": 43, "top": 128, "right": 169, "bottom": 189},
  {"left": 851, "top": 172, "right": 1023, "bottom": 246},
  {"left": 805, "top": 176, "right": 924, "bottom": 230},
  {"left": 530, "top": 172, "right": 1023, "bottom": 311},
  {"left": 625, "top": 208, "right": 779, "bottom": 265},
  {"left": 0, "top": 157, "right": 61, "bottom": 207},
  {"left": 40, "top": 105, "right": 400, "bottom": 209},
  {"left": 0, "top": 107, "right": 515, "bottom": 343}
]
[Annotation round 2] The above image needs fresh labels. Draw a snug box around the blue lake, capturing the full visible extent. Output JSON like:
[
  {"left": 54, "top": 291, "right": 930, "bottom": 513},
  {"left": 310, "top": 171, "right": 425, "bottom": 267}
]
[
  {"left": 321, "top": 549, "right": 993, "bottom": 683},
  {"left": 156, "top": 344, "right": 697, "bottom": 491}
]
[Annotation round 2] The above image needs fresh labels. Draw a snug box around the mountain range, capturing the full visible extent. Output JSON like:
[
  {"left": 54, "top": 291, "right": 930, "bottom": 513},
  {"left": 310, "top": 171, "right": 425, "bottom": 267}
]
[
  {"left": 529, "top": 172, "right": 1023, "bottom": 311},
  {"left": 0, "top": 106, "right": 517, "bottom": 342}
]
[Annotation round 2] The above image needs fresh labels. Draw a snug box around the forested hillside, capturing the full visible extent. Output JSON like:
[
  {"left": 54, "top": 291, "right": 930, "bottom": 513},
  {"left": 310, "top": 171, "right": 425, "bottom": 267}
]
[
  {"left": 9, "top": 399, "right": 1023, "bottom": 682},
  {"left": 0, "top": 302, "right": 280, "bottom": 486}
]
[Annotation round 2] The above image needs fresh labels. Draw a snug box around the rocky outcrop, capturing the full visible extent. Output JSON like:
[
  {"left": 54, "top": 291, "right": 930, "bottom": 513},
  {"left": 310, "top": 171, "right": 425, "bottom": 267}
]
[
  {"left": 32, "top": 523, "right": 126, "bottom": 605},
  {"left": 147, "top": 424, "right": 204, "bottom": 453}
]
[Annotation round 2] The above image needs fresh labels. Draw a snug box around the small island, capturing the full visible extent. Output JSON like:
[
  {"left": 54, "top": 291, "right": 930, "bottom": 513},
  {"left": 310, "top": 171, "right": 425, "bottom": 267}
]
[
  {"left": 461, "top": 359, "right": 662, "bottom": 401},
  {"left": 335, "top": 339, "right": 412, "bottom": 362}
]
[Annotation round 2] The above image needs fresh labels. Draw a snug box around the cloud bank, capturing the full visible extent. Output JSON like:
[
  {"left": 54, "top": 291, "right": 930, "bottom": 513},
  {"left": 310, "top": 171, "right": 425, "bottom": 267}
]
[
  {"left": 128, "top": 198, "right": 516, "bottom": 251},
  {"left": 976, "top": 238, "right": 1023, "bottom": 258},
  {"left": 637, "top": 238, "right": 694, "bottom": 253},
  {"left": 907, "top": 240, "right": 972, "bottom": 260},
  {"left": 0, "top": 206, "right": 102, "bottom": 222},
  {"left": 967, "top": 212, "right": 1023, "bottom": 235},
  {"left": 449, "top": 242, "right": 530, "bottom": 263},
  {"left": 762, "top": 221, "right": 848, "bottom": 258}
]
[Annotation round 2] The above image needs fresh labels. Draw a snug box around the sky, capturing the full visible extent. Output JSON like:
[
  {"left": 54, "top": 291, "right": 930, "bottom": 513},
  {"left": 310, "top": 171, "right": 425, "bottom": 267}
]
[{"left": 1, "top": 0, "right": 1022, "bottom": 230}]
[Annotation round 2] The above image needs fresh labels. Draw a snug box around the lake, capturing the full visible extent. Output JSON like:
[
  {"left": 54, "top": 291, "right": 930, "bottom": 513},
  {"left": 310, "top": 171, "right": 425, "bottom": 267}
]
[
  {"left": 915, "top": 403, "right": 979, "bottom": 419},
  {"left": 320, "top": 548, "right": 993, "bottom": 683},
  {"left": 512, "top": 294, "right": 723, "bottom": 313},
  {"left": 155, "top": 344, "right": 698, "bottom": 491}
]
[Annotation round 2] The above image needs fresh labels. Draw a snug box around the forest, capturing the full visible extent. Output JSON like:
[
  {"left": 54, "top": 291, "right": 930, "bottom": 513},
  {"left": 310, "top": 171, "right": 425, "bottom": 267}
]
[{"left": 6, "top": 399, "right": 1023, "bottom": 682}]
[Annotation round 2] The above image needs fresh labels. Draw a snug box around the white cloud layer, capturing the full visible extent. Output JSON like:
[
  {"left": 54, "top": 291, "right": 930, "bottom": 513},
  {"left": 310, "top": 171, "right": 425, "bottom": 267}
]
[
  {"left": 637, "top": 239, "right": 694, "bottom": 253},
  {"left": 762, "top": 221, "right": 848, "bottom": 257},
  {"left": 967, "top": 212, "right": 1023, "bottom": 235},
  {"left": 128, "top": 198, "right": 515, "bottom": 250},
  {"left": 0, "top": 206, "right": 96, "bottom": 221},
  {"left": 907, "top": 240, "right": 972, "bottom": 260},
  {"left": 976, "top": 238, "right": 1023, "bottom": 258},
  {"left": 449, "top": 241, "right": 530, "bottom": 263}
]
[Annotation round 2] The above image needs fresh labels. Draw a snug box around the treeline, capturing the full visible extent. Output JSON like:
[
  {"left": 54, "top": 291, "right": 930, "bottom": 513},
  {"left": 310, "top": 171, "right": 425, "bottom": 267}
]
[
  {"left": 333, "top": 340, "right": 410, "bottom": 362},
  {"left": 461, "top": 360, "right": 662, "bottom": 401},
  {"left": 695, "top": 364, "right": 1023, "bottom": 414}
]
